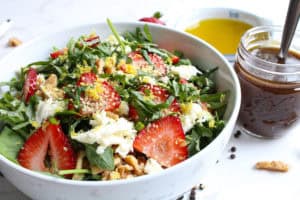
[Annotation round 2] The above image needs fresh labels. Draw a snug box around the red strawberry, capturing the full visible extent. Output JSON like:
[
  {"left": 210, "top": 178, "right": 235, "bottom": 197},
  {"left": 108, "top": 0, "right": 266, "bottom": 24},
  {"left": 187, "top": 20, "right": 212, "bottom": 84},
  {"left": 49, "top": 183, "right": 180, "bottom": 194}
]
[
  {"left": 17, "top": 124, "right": 76, "bottom": 176},
  {"left": 18, "top": 128, "right": 49, "bottom": 171},
  {"left": 23, "top": 68, "right": 37, "bottom": 103},
  {"left": 139, "top": 12, "right": 165, "bottom": 25},
  {"left": 77, "top": 72, "right": 121, "bottom": 112},
  {"left": 101, "top": 81, "right": 121, "bottom": 111},
  {"left": 179, "top": 78, "right": 188, "bottom": 84},
  {"left": 128, "top": 52, "right": 167, "bottom": 75},
  {"left": 128, "top": 105, "right": 139, "bottom": 121},
  {"left": 85, "top": 35, "right": 100, "bottom": 47},
  {"left": 47, "top": 124, "right": 76, "bottom": 172},
  {"left": 140, "top": 84, "right": 169, "bottom": 102},
  {"left": 76, "top": 72, "right": 97, "bottom": 86},
  {"left": 139, "top": 17, "right": 165, "bottom": 25},
  {"left": 133, "top": 116, "right": 188, "bottom": 167},
  {"left": 50, "top": 49, "right": 65, "bottom": 59}
]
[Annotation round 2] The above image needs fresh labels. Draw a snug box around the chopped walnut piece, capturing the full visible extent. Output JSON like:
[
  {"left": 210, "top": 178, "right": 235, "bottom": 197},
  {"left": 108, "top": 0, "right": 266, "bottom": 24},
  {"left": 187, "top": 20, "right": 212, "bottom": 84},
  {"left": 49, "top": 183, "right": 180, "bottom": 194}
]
[
  {"left": 39, "top": 74, "right": 64, "bottom": 99},
  {"left": 255, "top": 161, "right": 289, "bottom": 172},
  {"left": 106, "top": 111, "right": 119, "bottom": 120},
  {"left": 90, "top": 165, "right": 104, "bottom": 175},
  {"left": 8, "top": 37, "right": 22, "bottom": 47},
  {"left": 95, "top": 59, "right": 104, "bottom": 74},
  {"left": 102, "top": 171, "right": 121, "bottom": 180},
  {"left": 124, "top": 155, "right": 144, "bottom": 175},
  {"left": 116, "top": 164, "right": 134, "bottom": 179},
  {"left": 44, "top": 74, "right": 58, "bottom": 87}
]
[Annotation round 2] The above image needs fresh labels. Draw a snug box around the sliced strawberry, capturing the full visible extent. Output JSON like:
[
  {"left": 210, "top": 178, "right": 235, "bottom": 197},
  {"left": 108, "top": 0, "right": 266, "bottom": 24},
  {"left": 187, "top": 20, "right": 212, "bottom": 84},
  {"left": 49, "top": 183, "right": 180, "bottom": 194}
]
[
  {"left": 133, "top": 116, "right": 188, "bottom": 167},
  {"left": 101, "top": 81, "right": 121, "bottom": 111},
  {"left": 18, "top": 128, "right": 49, "bottom": 171},
  {"left": 139, "top": 17, "right": 165, "bottom": 25},
  {"left": 128, "top": 105, "right": 139, "bottom": 121},
  {"left": 149, "top": 53, "right": 167, "bottom": 75},
  {"left": 76, "top": 72, "right": 97, "bottom": 86},
  {"left": 23, "top": 68, "right": 37, "bottom": 103},
  {"left": 47, "top": 124, "right": 76, "bottom": 172},
  {"left": 77, "top": 72, "right": 121, "bottom": 113},
  {"left": 179, "top": 78, "right": 188, "bottom": 84},
  {"left": 140, "top": 84, "right": 169, "bottom": 102},
  {"left": 128, "top": 52, "right": 167, "bottom": 75},
  {"left": 18, "top": 124, "right": 76, "bottom": 176},
  {"left": 50, "top": 49, "right": 65, "bottom": 59},
  {"left": 85, "top": 35, "right": 100, "bottom": 47}
]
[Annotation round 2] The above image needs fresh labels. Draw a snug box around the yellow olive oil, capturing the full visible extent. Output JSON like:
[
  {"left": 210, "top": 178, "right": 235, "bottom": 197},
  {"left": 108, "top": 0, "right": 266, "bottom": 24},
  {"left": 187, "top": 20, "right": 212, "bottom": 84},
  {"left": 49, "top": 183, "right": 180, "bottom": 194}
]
[{"left": 185, "top": 18, "right": 252, "bottom": 54}]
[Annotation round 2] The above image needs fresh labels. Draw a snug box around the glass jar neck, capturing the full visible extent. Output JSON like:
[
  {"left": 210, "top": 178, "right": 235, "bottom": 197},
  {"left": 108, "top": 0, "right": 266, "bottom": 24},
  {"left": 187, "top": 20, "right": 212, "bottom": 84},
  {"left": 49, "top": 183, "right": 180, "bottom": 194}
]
[{"left": 237, "top": 26, "right": 300, "bottom": 83}]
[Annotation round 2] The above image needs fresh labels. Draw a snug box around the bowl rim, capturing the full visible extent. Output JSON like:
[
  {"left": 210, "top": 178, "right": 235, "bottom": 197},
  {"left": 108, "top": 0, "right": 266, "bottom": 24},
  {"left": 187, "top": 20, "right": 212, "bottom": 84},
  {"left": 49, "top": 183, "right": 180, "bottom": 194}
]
[
  {"left": 170, "top": 6, "right": 273, "bottom": 30},
  {"left": 0, "top": 21, "right": 241, "bottom": 186}
]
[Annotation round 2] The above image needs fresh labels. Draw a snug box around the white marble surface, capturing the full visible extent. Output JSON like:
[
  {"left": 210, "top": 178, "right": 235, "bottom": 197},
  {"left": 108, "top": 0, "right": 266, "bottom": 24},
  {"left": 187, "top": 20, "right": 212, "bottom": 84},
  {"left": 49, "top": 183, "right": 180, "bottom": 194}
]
[{"left": 1, "top": 0, "right": 299, "bottom": 200}]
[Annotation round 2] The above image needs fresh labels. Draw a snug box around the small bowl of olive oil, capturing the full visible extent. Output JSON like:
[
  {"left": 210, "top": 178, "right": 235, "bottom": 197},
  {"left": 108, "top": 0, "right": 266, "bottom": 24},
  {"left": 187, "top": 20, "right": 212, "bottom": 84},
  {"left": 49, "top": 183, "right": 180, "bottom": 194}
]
[{"left": 173, "top": 8, "right": 271, "bottom": 60}]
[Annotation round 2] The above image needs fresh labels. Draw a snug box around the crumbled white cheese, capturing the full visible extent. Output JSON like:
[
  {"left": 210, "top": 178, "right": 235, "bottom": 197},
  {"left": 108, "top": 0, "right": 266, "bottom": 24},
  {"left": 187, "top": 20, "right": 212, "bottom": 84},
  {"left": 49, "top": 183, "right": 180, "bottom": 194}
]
[
  {"left": 106, "top": 35, "right": 119, "bottom": 45},
  {"left": 106, "top": 35, "right": 131, "bottom": 54},
  {"left": 72, "top": 111, "right": 136, "bottom": 158},
  {"left": 181, "top": 103, "right": 213, "bottom": 133},
  {"left": 170, "top": 65, "right": 201, "bottom": 80},
  {"left": 160, "top": 76, "right": 169, "bottom": 84},
  {"left": 144, "top": 158, "right": 163, "bottom": 174},
  {"left": 116, "top": 101, "right": 129, "bottom": 116},
  {"left": 36, "top": 74, "right": 45, "bottom": 85},
  {"left": 35, "top": 99, "right": 65, "bottom": 124},
  {"left": 140, "top": 76, "right": 157, "bottom": 85}
]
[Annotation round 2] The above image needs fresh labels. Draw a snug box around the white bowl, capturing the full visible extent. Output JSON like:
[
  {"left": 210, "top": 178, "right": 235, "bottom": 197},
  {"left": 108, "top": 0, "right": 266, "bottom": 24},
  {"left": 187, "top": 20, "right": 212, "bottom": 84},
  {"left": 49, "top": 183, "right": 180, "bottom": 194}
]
[{"left": 0, "top": 22, "right": 241, "bottom": 200}]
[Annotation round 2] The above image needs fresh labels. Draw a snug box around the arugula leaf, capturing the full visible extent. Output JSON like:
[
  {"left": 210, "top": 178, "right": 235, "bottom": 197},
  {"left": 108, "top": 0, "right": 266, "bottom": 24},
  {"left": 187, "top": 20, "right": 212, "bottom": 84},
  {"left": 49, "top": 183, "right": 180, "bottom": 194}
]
[
  {"left": 129, "top": 90, "right": 174, "bottom": 123},
  {"left": 186, "top": 120, "right": 225, "bottom": 156},
  {"left": 168, "top": 79, "right": 200, "bottom": 103},
  {"left": 107, "top": 18, "right": 125, "bottom": 54},
  {"left": 143, "top": 24, "right": 152, "bottom": 42},
  {"left": 0, "top": 127, "right": 24, "bottom": 162},
  {"left": 141, "top": 49, "right": 154, "bottom": 65},
  {"left": 85, "top": 145, "right": 114, "bottom": 170},
  {"left": 185, "top": 123, "right": 214, "bottom": 156}
]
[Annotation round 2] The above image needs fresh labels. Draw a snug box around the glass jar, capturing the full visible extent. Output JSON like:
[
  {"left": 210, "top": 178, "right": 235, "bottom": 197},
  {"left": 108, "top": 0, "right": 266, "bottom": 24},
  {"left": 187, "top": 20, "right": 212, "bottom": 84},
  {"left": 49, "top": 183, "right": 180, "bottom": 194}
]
[{"left": 234, "top": 26, "right": 300, "bottom": 138}]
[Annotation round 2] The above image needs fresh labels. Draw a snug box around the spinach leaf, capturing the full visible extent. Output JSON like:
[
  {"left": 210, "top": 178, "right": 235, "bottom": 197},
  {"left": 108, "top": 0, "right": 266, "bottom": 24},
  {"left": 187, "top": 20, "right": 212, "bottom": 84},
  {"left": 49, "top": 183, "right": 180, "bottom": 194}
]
[
  {"left": 85, "top": 145, "right": 114, "bottom": 170},
  {"left": 0, "top": 127, "right": 24, "bottom": 162}
]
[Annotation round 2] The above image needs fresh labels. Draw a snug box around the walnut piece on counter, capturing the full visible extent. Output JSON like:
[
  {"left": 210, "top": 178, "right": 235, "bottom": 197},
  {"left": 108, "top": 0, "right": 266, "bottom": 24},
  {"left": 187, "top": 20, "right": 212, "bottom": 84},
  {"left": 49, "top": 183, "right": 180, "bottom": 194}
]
[
  {"left": 255, "top": 161, "right": 289, "bottom": 172},
  {"left": 8, "top": 37, "right": 22, "bottom": 47}
]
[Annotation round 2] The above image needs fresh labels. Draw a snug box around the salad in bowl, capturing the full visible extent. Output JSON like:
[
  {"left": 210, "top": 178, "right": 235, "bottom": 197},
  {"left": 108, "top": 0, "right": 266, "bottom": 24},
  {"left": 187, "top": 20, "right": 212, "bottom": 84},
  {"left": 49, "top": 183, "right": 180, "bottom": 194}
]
[{"left": 0, "top": 20, "right": 227, "bottom": 181}]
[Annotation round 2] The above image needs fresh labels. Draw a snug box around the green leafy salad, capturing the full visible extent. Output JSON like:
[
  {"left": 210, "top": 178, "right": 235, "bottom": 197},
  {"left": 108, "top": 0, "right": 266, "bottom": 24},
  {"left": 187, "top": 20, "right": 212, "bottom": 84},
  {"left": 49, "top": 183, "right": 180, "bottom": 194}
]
[{"left": 0, "top": 20, "right": 227, "bottom": 181}]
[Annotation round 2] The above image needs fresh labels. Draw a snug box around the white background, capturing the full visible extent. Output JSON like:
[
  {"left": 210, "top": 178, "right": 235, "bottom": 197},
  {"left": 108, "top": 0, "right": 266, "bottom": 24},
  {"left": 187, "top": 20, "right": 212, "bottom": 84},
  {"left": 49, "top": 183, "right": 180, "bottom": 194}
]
[{"left": 0, "top": 0, "right": 299, "bottom": 200}]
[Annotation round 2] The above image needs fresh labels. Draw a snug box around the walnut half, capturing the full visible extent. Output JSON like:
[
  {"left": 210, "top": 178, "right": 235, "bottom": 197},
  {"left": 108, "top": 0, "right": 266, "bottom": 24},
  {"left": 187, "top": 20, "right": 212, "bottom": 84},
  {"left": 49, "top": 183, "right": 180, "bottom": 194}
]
[{"left": 255, "top": 161, "right": 289, "bottom": 172}]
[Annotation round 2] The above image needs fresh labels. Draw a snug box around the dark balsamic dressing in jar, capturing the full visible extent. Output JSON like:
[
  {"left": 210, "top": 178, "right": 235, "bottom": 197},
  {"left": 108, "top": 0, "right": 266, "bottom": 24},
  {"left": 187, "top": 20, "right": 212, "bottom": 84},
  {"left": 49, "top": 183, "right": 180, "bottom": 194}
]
[{"left": 234, "top": 26, "right": 300, "bottom": 138}]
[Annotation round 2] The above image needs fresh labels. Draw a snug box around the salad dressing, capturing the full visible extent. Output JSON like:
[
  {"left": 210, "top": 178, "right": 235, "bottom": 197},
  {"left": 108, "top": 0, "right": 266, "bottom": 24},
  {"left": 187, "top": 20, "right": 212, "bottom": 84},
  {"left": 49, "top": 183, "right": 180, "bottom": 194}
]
[{"left": 185, "top": 18, "right": 252, "bottom": 54}]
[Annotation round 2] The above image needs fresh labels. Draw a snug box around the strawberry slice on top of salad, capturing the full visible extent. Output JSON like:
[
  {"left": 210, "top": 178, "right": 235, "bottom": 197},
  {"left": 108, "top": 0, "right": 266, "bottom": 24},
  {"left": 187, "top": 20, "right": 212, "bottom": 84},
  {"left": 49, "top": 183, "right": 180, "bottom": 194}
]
[{"left": 0, "top": 20, "right": 227, "bottom": 181}]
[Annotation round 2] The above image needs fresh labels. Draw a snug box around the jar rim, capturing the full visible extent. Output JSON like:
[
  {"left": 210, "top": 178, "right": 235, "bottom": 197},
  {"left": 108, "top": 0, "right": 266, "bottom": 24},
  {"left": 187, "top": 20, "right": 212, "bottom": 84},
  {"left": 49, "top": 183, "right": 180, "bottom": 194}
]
[{"left": 240, "top": 25, "right": 300, "bottom": 76}]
